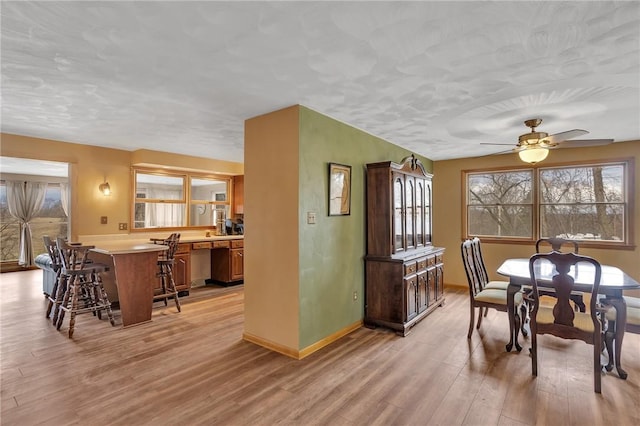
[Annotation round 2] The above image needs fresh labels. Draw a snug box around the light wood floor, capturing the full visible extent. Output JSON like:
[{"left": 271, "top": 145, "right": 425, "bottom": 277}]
[{"left": 1, "top": 270, "right": 639, "bottom": 425}]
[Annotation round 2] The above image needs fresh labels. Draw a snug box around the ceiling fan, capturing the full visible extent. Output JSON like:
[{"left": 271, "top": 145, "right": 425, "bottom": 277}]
[{"left": 483, "top": 118, "right": 614, "bottom": 163}]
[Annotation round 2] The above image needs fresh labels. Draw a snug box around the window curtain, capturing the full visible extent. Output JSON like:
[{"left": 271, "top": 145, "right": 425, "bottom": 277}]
[
  {"left": 6, "top": 180, "right": 47, "bottom": 266},
  {"left": 145, "top": 188, "right": 184, "bottom": 228},
  {"left": 59, "top": 182, "right": 69, "bottom": 217}
]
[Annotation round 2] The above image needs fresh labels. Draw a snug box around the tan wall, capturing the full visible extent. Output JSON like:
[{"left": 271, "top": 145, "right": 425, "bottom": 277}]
[
  {"left": 243, "top": 106, "right": 300, "bottom": 352},
  {"left": 0, "top": 133, "right": 243, "bottom": 240},
  {"left": 433, "top": 140, "right": 640, "bottom": 297},
  {"left": 131, "top": 149, "right": 244, "bottom": 175}
]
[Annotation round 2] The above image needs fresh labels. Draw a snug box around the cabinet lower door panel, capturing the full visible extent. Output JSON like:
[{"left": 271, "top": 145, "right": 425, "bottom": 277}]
[
  {"left": 417, "top": 271, "right": 428, "bottom": 313},
  {"left": 436, "top": 264, "right": 444, "bottom": 300},
  {"left": 427, "top": 268, "right": 436, "bottom": 307},
  {"left": 405, "top": 275, "right": 418, "bottom": 321}
]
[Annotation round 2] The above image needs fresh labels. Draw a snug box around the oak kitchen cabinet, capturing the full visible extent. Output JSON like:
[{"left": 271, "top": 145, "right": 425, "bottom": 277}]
[
  {"left": 233, "top": 175, "right": 244, "bottom": 216},
  {"left": 151, "top": 237, "right": 245, "bottom": 293},
  {"left": 210, "top": 239, "right": 244, "bottom": 284},
  {"left": 364, "top": 155, "right": 445, "bottom": 336}
]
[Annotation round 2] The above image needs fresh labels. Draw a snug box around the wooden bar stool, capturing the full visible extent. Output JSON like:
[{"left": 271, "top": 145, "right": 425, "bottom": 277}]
[
  {"left": 43, "top": 235, "right": 64, "bottom": 319},
  {"left": 150, "top": 233, "right": 181, "bottom": 313},
  {"left": 55, "top": 238, "right": 116, "bottom": 338}
]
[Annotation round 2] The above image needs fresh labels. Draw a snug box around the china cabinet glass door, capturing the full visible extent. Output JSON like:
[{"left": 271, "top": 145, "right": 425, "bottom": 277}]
[
  {"left": 425, "top": 180, "right": 432, "bottom": 244},
  {"left": 405, "top": 176, "right": 415, "bottom": 250},
  {"left": 393, "top": 175, "right": 405, "bottom": 252},
  {"left": 416, "top": 180, "right": 424, "bottom": 247}
]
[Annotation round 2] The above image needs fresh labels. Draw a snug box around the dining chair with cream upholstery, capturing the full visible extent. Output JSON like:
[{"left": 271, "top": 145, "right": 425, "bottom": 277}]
[
  {"left": 528, "top": 251, "right": 609, "bottom": 393},
  {"left": 461, "top": 238, "right": 523, "bottom": 340},
  {"left": 603, "top": 295, "right": 640, "bottom": 375},
  {"left": 470, "top": 237, "right": 529, "bottom": 336},
  {"left": 471, "top": 237, "right": 510, "bottom": 292}
]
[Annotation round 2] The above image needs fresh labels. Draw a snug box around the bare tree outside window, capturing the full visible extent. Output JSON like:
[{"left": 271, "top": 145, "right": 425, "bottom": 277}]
[
  {"left": 465, "top": 161, "right": 629, "bottom": 244},
  {"left": 540, "top": 164, "right": 625, "bottom": 241},
  {"left": 467, "top": 170, "right": 533, "bottom": 238},
  {"left": 0, "top": 208, "right": 20, "bottom": 261}
]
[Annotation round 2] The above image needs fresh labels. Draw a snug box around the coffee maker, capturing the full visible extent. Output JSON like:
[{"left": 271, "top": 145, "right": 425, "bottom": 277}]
[
  {"left": 225, "top": 218, "right": 244, "bottom": 235},
  {"left": 214, "top": 209, "right": 226, "bottom": 236}
]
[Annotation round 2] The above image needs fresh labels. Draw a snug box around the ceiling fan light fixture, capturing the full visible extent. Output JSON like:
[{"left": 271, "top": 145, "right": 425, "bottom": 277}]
[{"left": 518, "top": 147, "right": 549, "bottom": 164}]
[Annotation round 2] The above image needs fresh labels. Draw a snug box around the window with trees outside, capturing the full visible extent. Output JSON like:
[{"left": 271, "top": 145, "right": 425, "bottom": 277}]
[{"left": 465, "top": 159, "right": 633, "bottom": 247}]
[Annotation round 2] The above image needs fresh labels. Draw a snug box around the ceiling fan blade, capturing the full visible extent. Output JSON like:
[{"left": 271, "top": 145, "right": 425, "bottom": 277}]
[
  {"left": 476, "top": 148, "right": 514, "bottom": 157},
  {"left": 546, "top": 129, "right": 588, "bottom": 144},
  {"left": 480, "top": 142, "right": 515, "bottom": 146},
  {"left": 488, "top": 149, "right": 515, "bottom": 155},
  {"left": 555, "top": 139, "right": 614, "bottom": 148}
]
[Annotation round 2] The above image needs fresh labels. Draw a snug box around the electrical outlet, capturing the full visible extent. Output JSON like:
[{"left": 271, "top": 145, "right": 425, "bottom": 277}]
[
  {"left": 118, "top": 223, "right": 128, "bottom": 230},
  {"left": 353, "top": 291, "right": 358, "bottom": 301},
  {"left": 100, "top": 216, "right": 108, "bottom": 224}
]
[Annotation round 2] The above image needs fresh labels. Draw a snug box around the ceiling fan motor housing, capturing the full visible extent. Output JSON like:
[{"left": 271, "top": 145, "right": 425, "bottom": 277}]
[{"left": 519, "top": 131, "right": 549, "bottom": 146}]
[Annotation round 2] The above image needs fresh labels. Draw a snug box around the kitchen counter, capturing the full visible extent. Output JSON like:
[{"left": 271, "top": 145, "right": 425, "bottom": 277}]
[
  {"left": 78, "top": 232, "right": 246, "bottom": 323},
  {"left": 179, "top": 235, "right": 244, "bottom": 243},
  {"left": 87, "top": 242, "right": 169, "bottom": 327},
  {"left": 91, "top": 242, "right": 168, "bottom": 255},
  {"left": 79, "top": 232, "right": 243, "bottom": 246}
]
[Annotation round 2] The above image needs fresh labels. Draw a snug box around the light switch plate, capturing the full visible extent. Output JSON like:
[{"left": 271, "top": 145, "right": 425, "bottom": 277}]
[{"left": 307, "top": 212, "right": 316, "bottom": 224}]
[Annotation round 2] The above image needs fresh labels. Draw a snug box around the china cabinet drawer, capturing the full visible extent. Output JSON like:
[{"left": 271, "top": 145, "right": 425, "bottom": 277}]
[
  {"left": 417, "top": 258, "right": 428, "bottom": 271},
  {"left": 404, "top": 261, "right": 417, "bottom": 276}
]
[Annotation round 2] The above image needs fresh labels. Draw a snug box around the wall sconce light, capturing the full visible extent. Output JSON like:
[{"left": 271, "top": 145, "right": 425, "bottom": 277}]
[{"left": 99, "top": 182, "right": 112, "bottom": 196}]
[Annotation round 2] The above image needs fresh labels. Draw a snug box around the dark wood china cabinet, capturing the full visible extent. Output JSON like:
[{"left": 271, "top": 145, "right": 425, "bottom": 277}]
[{"left": 365, "top": 155, "right": 445, "bottom": 336}]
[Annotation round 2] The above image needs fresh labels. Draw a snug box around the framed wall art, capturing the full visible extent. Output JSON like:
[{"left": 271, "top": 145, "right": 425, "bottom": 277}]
[{"left": 328, "top": 162, "right": 351, "bottom": 216}]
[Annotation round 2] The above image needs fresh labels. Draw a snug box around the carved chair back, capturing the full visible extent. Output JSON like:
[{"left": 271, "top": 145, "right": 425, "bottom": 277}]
[
  {"left": 156, "top": 233, "right": 181, "bottom": 262},
  {"left": 43, "top": 235, "right": 61, "bottom": 272},
  {"left": 55, "top": 237, "right": 94, "bottom": 274},
  {"left": 535, "top": 237, "right": 579, "bottom": 254},
  {"left": 461, "top": 238, "right": 484, "bottom": 297},
  {"left": 469, "top": 237, "right": 493, "bottom": 287}
]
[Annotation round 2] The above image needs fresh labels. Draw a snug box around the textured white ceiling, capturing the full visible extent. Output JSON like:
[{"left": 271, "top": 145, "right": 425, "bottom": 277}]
[{"left": 1, "top": 1, "right": 639, "bottom": 163}]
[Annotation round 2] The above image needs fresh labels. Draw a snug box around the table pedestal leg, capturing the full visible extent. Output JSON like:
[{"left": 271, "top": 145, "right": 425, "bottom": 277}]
[
  {"left": 604, "top": 296, "right": 628, "bottom": 380},
  {"left": 506, "top": 283, "right": 522, "bottom": 352}
]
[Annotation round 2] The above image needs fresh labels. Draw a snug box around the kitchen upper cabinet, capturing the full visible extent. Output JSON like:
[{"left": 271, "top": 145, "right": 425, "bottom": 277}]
[{"left": 233, "top": 175, "right": 244, "bottom": 216}]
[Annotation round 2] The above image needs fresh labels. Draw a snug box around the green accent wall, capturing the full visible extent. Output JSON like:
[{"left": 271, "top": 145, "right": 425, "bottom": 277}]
[{"left": 298, "top": 106, "right": 432, "bottom": 349}]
